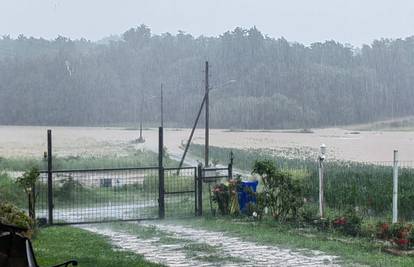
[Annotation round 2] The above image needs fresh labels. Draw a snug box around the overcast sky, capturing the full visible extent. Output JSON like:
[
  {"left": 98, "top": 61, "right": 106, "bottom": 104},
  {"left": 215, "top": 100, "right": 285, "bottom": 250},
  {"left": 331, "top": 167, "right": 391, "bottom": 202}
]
[{"left": 1, "top": 0, "right": 414, "bottom": 46}]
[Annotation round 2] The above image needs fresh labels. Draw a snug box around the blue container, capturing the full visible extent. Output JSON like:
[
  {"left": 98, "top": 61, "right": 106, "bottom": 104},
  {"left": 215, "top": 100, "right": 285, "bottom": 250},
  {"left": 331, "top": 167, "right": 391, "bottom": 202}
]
[{"left": 238, "top": 180, "right": 259, "bottom": 213}]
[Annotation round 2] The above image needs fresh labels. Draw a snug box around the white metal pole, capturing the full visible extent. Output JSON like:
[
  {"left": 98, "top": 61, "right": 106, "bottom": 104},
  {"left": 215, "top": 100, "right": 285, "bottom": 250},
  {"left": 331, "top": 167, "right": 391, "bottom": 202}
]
[
  {"left": 392, "top": 150, "right": 399, "bottom": 223},
  {"left": 319, "top": 158, "right": 324, "bottom": 218}
]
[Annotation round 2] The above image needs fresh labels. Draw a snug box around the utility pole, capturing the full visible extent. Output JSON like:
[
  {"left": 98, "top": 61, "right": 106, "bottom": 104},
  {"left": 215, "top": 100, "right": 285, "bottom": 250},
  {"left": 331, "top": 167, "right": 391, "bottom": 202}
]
[
  {"left": 161, "top": 83, "right": 164, "bottom": 128},
  {"left": 137, "top": 93, "right": 145, "bottom": 143},
  {"left": 205, "top": 61, "right": 209, "bottom": 167}
]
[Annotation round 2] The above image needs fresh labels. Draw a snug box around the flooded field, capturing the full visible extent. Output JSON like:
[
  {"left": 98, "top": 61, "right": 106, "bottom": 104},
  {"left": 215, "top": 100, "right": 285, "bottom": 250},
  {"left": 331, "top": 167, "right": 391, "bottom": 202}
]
[{"left": 0, "top": 125, "right": 413, "bottom": 162}]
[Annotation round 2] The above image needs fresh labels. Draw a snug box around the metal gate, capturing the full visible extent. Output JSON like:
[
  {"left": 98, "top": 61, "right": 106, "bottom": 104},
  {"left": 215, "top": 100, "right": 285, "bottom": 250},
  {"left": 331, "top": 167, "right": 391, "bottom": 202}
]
[
  {"left": 33, "top": 129, "right": 231, "bottom": 225},
  {"left": 36, "top": 167, "right": 160, "bottom": 224},
  {"left": 36, "top": 167, "right": 200, "bottom": 225}
]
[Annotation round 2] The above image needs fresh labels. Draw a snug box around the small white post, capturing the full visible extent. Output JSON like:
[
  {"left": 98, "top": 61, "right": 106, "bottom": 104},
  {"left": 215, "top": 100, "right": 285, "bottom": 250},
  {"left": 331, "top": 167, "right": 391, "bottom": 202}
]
[
  {"left": 392, "top": 150, "right": 399, "bottom": 223},
  {"left": 319, "top": 144, "right": 326, "bottom": 218},
  {"left": 319, "top": 160, "right": 324, "bottom": 218}
]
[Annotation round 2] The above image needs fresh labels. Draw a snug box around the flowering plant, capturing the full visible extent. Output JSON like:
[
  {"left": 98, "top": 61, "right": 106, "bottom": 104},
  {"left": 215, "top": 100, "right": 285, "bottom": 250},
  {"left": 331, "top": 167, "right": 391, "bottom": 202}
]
[
  {"left": 376, "top": 222, "right": 413, "bottom": 250},
  {"left": 212, "top": 183, "right": 229, "bottom": 215},
  {"left": 331, "top": 209, "right": 362, "bottom": 236},
  {"left": 390, "top": 223, "right": 412, "bottom": 250},
  {"left": 376, "top": 222, "right": 390, "bottom": 239}
]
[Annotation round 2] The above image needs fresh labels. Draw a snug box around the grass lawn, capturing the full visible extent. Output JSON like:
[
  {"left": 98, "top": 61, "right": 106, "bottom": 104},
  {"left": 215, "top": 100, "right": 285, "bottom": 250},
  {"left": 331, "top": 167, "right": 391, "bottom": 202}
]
[
  {"left": 175, "top": 217, "right": 414, "bottom": 267},
  {"left": 33, "top": 226, "right": 163, "bottom": 267}
]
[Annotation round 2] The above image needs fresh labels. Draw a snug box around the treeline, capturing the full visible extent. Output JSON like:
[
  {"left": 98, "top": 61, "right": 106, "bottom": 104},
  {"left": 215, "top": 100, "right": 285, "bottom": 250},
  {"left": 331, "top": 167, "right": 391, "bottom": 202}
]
[{"left": 1, "top": 26, "right": 414, "bottom": 129}]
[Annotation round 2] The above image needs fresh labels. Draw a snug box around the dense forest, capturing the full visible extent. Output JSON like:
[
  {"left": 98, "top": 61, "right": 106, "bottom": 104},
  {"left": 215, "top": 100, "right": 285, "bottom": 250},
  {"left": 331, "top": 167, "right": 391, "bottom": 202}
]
[{"left": 1, "top": 25, "right": 414, "bottom": 129}]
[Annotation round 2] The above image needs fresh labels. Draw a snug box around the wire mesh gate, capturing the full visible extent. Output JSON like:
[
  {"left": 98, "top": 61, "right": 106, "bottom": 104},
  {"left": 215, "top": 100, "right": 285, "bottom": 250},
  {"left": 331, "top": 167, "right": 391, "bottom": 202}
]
[
  {"left": 36, "top": 166, "right": 199, "bottom": 225},
  {"left": 32, "top": 129, "right": 231, "bottom": 225}
]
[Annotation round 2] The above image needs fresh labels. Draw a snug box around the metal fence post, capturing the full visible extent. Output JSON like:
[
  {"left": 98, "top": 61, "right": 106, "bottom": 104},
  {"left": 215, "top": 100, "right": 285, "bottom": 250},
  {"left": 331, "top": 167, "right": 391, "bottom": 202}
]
[
  {"left": 197, "top": 164, "right": 203, "bottom": 216},
  {"left": 47, "top": 129, "right": 53, "bottom": 225},
  {"left": 194, "top": 167, "right": 198, "bottom": 216},
  {"left": 318, "top": 157, "right": 325, "bottom": 218},
  {"left": 228, "top": 150, "right": 233, "bottom": 180},
  {"left": 392, "top": 150, "right": 399, "bottom": 223},
  {"left": 158, "top": 127, "right": 165, "bottom": 219}
]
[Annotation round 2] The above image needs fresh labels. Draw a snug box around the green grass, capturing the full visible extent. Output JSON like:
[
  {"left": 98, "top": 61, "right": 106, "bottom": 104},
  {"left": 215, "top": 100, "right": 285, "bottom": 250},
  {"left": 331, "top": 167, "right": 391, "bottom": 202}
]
[
  {"left": 33, "top": 226, "right": 163, "bottom": 267},
  {"left": 0, "top": 151, "right": 159, "bottom": 171},
  {"left": 176, "top": 217, "right": 414, "bottom": 267}
]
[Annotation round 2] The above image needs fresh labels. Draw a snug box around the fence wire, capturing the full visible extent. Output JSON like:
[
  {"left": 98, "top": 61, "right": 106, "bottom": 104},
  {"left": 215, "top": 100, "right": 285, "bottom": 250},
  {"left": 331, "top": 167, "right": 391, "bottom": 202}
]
[
  {"left": 299, "top": 160, "right": 414, "bottom": 221},
  {"left": 37, "top": 168, "right": 159, "bottom": 224}
]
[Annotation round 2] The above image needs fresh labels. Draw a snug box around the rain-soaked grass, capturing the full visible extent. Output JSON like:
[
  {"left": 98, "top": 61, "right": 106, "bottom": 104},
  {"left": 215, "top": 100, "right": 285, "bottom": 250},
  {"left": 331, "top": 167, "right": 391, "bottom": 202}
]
[
  {"left": 175, "top": 217, "right": 414, "bottom": 267},
  {"left": 182, "top": 243, "right": 246, "bottom": 264},
  {"left": 33, "top": 226, "right": 163, "bottom": 267},
  {"left": 0, "top": 150, "right": 159, "bottom": 171}
]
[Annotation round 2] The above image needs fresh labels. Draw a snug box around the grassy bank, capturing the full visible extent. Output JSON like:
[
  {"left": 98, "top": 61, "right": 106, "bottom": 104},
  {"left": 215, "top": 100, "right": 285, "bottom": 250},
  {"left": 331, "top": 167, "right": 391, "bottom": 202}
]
[
  {"left": 33, "top": 226, "right": 163, "bottom": 267},
  {"left": 0, "top": 149, "right": 160, "bottom": 171},
  {"left": 177, "top": 217, "right": 414, "bottom": 267}
]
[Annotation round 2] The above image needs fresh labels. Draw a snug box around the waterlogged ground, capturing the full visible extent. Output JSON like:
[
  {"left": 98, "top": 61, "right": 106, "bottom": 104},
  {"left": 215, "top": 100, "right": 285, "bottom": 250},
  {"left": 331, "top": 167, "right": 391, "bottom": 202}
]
[
  {"left": 80, "top": 221, "right": 342, "bottom": 267},
  {"left": 1, "top": 125, "right": 414, "bottom": 162}
]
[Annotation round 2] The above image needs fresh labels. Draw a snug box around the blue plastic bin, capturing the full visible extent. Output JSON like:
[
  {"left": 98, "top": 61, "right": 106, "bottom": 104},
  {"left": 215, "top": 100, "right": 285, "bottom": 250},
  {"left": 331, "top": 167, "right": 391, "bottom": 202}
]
[{"left": 238, "top": 180, "right": 259, "bottom": 213}]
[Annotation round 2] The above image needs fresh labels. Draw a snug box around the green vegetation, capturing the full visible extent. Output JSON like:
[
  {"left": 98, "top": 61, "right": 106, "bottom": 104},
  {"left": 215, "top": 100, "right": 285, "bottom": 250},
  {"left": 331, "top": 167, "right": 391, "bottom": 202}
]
[
  {"left": 0, "top": 202, "right": 33, "bottom": 230},
  {"left": 2, "top": 27, "right": 414, "bottom": 129},
  {"left": 16, "top": 167, "right": 40, "bottom": 220},
  {"left": 33, "top": 226, "right": 163, "bottom": 267},
  {"left": 252, "top": 160, "right": 304, "bottom": 221},
  {"left": 190, "top": 145, "right": 414, "bottom": 221},
  {"left": 178, "top": 217, "right": 414, "bottom": 267},
  {"left": 0, "top": 150, "right": 159, "bottom": 171},
  {"left": 0, "top": 172, "right": 26, "bottom": 207}
]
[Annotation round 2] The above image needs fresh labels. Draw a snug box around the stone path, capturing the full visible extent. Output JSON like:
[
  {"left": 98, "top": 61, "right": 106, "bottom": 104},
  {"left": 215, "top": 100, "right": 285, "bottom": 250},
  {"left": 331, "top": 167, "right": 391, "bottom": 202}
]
[{"left": 80, "top": 221, "right": 342, "bottom": 267}]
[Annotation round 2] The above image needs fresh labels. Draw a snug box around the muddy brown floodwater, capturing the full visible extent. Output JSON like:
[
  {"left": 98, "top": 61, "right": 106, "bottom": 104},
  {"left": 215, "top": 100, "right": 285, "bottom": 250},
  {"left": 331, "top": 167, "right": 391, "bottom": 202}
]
[{"left": 0, "top": 125, "right": 413, "bottom": 162}]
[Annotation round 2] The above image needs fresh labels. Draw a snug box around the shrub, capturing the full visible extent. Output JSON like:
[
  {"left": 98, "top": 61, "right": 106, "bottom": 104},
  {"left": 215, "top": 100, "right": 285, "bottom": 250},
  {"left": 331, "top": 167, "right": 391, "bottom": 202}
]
[
  {"left": 211, "top": 178, "right": 241, "bottom": 216},
  {"left": 375, "top": 222, "right": 414, "bottom": 250},
  {"left": 212, "top": 183, "right": 230, "bottom": 215},
  {"left": 299, "top": 204, "right": 319, "bottom": 223},
  {"left": 332, "top": 209, "right": 362, "bottom": 236},
  {"left": 0, "top": 172, "right": 26, "bottom": 207},
  {"left": 16, "top": 167, "right": 40, "bottom": 221},
  {"left": 0, "top": 202, "right": 34, "bottom": 237},
  {"left": 245, "top": 202, "right": 261, "bottom": 220},
  {"left": 54, "top": 176, "right": 85, "bottom": 202},
  {"left": 390, "top": 223, "right": 412, "bottom": 250},
  {"left": 376, "top": 222, "right": 391, "bottom": 239},
  {"left": 252, "top": 160, "right": 304, "bottom": 221}
]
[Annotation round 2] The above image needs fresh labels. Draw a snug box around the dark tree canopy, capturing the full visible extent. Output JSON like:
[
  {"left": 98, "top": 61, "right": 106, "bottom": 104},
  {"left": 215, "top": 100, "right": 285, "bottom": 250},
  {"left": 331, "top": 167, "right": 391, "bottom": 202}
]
[{"left": 1, "top": 25, "right": 413, "bottom": 129}]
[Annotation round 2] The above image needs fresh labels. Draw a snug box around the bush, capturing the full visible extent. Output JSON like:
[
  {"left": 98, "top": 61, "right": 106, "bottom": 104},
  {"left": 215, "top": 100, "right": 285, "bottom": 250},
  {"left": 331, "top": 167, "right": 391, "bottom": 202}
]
[
  {"left": 54, "top": 176, "right": 85, "bottom": 202},
  {"left": 252, "top": 160, "right": 304, "bottom": 221},
  {"left": 376, "top": 222, "right": 391, "bottom": 239},
  {"left": 0, "top": 172, "right": 26, "bottom": 207},
  {"left": 16, "top": 167, "right": 40, "bottom": 220},
  {"left": 332, "top": 208, "right": 362, "bottom": 236},
  {"left": 299, "top": 204, "right": 319, "bottom": 223},
  {"left": 0, "top": 202, "right": 34, "bottom": 235},
  {"left": 390, "top": 223, "right": 412, "bottom": 250},
  {"left": 375, "top": 222, "right": 414, "bottom": 250},
  {"left": 212, "top": 183, "right": 230, "bottom": 215},
  {"left": 211, "top": 179, "right": 241, "bottom": 216}
]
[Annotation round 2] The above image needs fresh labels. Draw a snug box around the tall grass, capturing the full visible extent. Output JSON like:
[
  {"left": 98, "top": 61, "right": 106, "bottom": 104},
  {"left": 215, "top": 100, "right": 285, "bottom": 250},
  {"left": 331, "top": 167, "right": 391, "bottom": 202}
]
[
  {"left": 0, "top": 149, "right": 160, "bottom": 171},
  {"left": 189, "top": 144, "right": 414, "bottom": 221}
]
